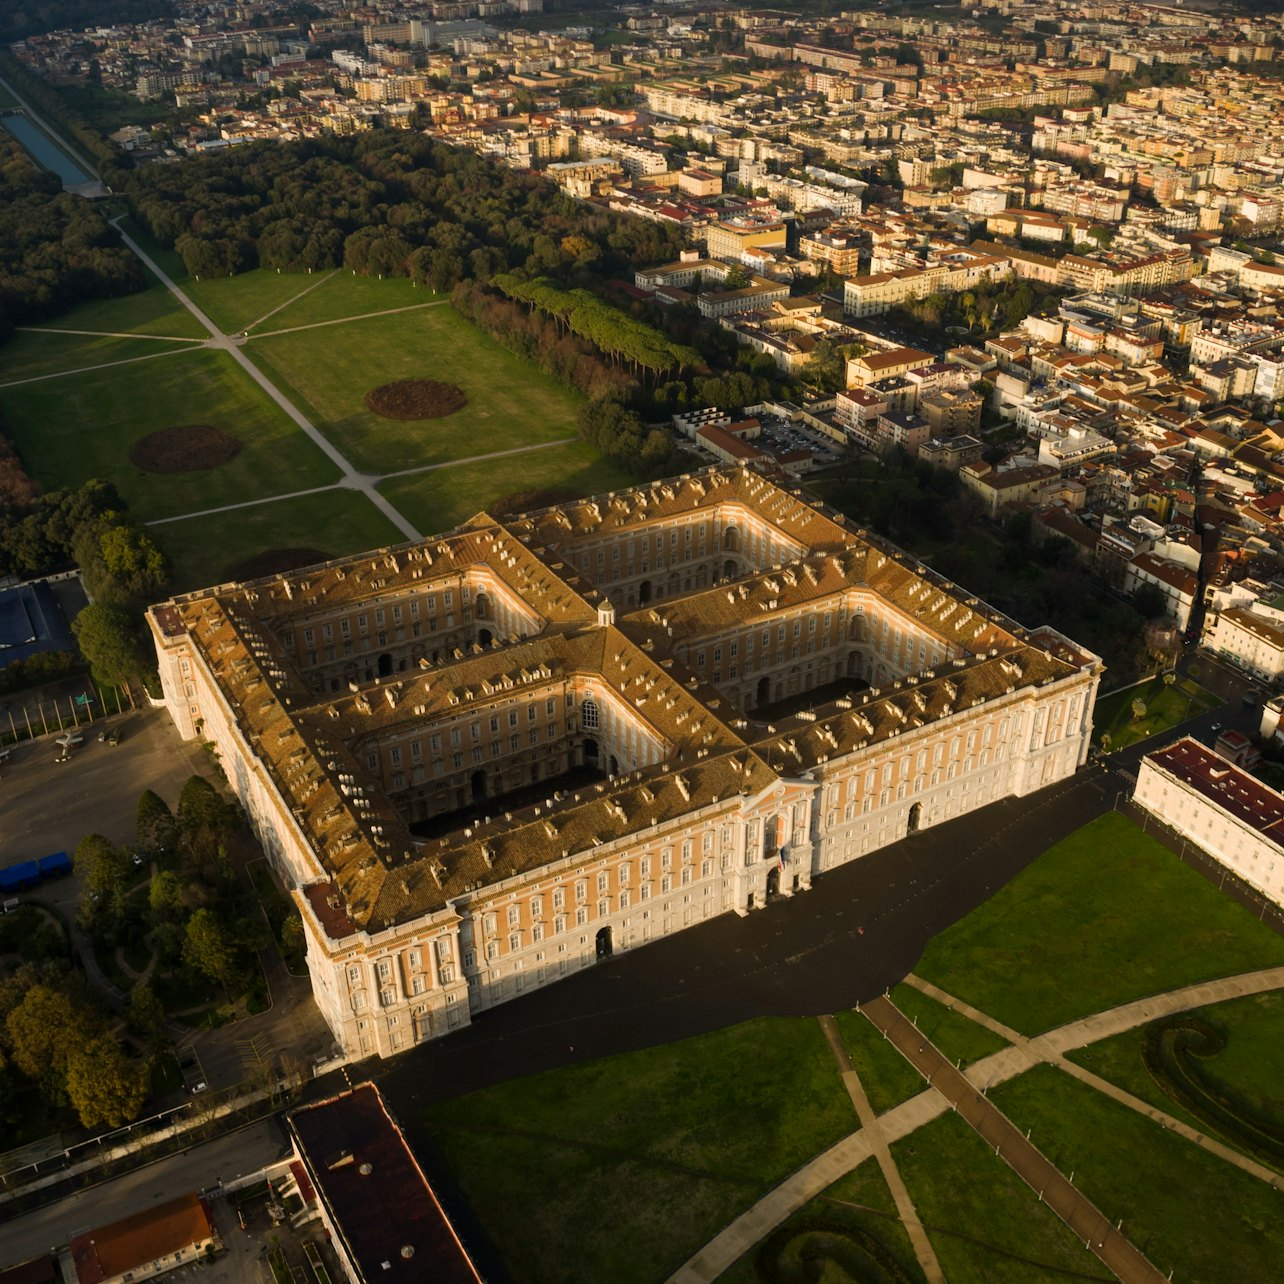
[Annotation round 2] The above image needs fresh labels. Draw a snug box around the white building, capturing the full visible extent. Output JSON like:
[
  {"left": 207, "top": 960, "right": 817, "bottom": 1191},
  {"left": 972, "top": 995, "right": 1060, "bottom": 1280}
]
[{"left": 1135, "top": 738, "right": 1284, "bottom": 908}]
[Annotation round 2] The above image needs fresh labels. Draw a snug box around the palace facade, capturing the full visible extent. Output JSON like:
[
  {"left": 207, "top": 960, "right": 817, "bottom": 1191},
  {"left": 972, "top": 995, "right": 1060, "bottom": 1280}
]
[{"left": 149, "top": 466, "right": 1101, "bottom": 1059}]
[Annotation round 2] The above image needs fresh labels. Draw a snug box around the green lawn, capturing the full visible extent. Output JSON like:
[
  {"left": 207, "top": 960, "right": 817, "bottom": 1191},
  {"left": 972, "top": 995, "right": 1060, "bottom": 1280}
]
[
  {"left": 19, "top": 274, "right": 209, "bottom": 340},
  {"left": 0, "top": 331, "right": 198, "bottom": 384},
  {"left": 422, "top": 1017, "right": 857, "bottom": 1284},
  {"left": 379, "top": 440, "right": 632, "bottom": 537},
  {"left": 2, "top": 347, "right": 339, "bottom": 520},
  {"left": 718, "top": 1162, "right": 926, "bottom": 1284},
  {"left": 1068, "top": 990, "right": 1284, "bottom": 1161},
  {"left": 1093, "top": 675, "right": 1219, "bottom": 749},
  {"left": 890, "top": 985, "right": 1011, "bottom": 1067},
  {"left": 892, "top": 1111, "right": 1102, "bottom": 1284},
  {"left": 155, "top": 490, "right": 406, "bottom": 593},
  {"left": 181, "top": 268, "right": 348, "bottom": 337},
  {"left": 833, "top": 1009, "right": 927, "bottom": 1116},
  {"left": 245, "top": 305, "right": 581, "bottom": 475},
  {"left": 994, "top": 1065, "right": 1284, "bottom": 1284},
  {"left": 913, "top": 813, "right": 1284, "bottom": 1035},
  {"left": 249, "top": 271, "right": 436, "bottom": 333}
]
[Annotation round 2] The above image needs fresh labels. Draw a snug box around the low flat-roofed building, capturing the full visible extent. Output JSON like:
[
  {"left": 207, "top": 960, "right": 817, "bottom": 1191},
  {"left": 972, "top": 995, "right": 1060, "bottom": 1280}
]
[
  {"left": 288, "top": 1083, "right": 483, "bottom": 1284},
  {"left": 1135, "top": 737, "right": 1284, "bottom": 908},
  {"left": 69, "top": 1193, "right": 215, "bottom": 1284}
]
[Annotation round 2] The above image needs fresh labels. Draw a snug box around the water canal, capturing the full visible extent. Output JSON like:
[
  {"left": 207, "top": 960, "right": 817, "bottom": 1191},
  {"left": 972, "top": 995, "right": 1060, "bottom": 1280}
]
[{"left": 1, "top": 110, "right": 94, "bottom": 186}]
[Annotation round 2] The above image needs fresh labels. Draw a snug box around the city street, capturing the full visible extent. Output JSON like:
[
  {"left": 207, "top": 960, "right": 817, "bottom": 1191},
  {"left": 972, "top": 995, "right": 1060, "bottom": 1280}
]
[{"left": 0, "top": 1119, "right": 288, "bottom": 1267}]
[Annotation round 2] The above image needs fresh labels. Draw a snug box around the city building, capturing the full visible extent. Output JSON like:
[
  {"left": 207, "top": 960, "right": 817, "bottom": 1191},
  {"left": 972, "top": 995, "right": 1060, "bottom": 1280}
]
[
  {"left": 1134, "top": 737, "right": 1284, "bottom": 909},
  {"left": 69, "top": 1194, "right": 216, "bottom": 1284},
  {"left": 287, "top": 1083, "right": 483, "bottom": 1284},
  {"left": 150, "top": 468, "right": 1100, "bottom": 1061}
]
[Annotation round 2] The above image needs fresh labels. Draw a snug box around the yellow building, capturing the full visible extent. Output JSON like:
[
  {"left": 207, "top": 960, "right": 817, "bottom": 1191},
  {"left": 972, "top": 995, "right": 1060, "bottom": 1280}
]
[{"left": 150, "top": 467, "right": 1100, "bottom": 1059}]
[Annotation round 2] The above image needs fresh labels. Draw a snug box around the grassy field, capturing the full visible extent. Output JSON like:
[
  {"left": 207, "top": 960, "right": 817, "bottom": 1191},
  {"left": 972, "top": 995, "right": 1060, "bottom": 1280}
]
[
  {"left": 16, "top": 275, "right": 208, "bottom": 340},
  {"left": 155, "top": 490, "right": 405, "bottom": 593},
  {"left": 379, "top": 440, "right": 632, "bottom": 537},
  {"left": 890, "top": 985, "right": 1011, "bottom": 1067},
  {"left": 892, "top": 1111, "right": 1102, "bottom": 1284},
  {"left": 833, "top": 1008, "right": 927, "bottom": 1116},
  {"left": 422, "top": 1017, "right": 856, "bottom": 1284},
  {"left": 249, "top": 270, "right": 434, "bottom": 333},
  {"left": 1093, "top": 675, "right": 1219, "bottom": 748},
  {"left": 718, "top": 1162, "right": 926, "bottom": 1284},
  {"left": 2, "top": 347, "right": 338, "bottom": 520},
  {"left": 246, "top": 304, "right": 581, "bottom": 475},
  {"left": 0, "top": 331, "right": 199, "bottom": 384},
  {"left": 912, "top": 813, "right": 1284, "bottom": 1035},
  {"left": 1068, "top": 989, "right": 1284, "bottom": 1155},
  {"left": 994, "top": 1065, "right": 1284, "bottom": 1283}
]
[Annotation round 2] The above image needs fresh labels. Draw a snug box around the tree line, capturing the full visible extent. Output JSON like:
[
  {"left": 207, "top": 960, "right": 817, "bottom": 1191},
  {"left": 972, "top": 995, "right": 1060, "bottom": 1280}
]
[
  {"left": 0, "top": 129, "right": 143, "bottom": 345},
  {"left": 117, "top": 130, "right": 687, "bottom": 286}
]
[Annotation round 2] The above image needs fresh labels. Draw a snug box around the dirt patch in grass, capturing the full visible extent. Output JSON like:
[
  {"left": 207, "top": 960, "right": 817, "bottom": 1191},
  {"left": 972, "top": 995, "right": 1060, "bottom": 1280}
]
[
  {"left": 129, "top": 424, "right": 242, "bottom": 473},
  {"left": 489, "top": 488, "right": 580, "bottom": 516},
  {"left": 364, "top": 378, "right": 467, "bottom": 421},
  {"left": 226, "top": 547, "right": 329, "bottom": 581}
]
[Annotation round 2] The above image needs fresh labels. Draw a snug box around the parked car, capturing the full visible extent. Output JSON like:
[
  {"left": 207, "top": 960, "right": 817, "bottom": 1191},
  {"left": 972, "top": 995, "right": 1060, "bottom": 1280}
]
[{"left": 107, "top": 728, "right": 121, "bottom": 746}]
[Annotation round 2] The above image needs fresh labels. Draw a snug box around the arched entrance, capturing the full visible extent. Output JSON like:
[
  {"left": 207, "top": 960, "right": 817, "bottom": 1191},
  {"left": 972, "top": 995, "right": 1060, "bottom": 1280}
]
[
  {"left": 377, "top": 652, "right": 393, "bottom": 678},
  {"left": 639, "top": 580, "right": 652, "bottom": 605},
  {"left": 595, "top": 926, "right": 613, "bottom": 959},
  {"left": 907, "top": 802, "right": 922, "bottom": 835},
  {"left": 609, "top": 755, "right": 619, "bottom": 776},
  {"left": 478, "top": 628, "right": 493, "bottom": 647},
  {"left": 583, "top": 737, "right": 599, "bottom": 766},
  {"left": 724, "top": 559, "right": 737, "bottom": 580},
  {"left": 755, "top": 676, "right": 771, "bottom": 709},
  {"left": 765, "top": 867, "right": 781, "bottom": 899},
  {"left": 471, "top": 770, "right": 487, "bottom": 804}
]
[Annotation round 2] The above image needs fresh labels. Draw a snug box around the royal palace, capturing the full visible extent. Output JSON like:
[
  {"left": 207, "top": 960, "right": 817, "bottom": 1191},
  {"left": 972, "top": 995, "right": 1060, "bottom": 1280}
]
[{"left": 150, "top": 466, "right": 1101, "bottom": 1059}]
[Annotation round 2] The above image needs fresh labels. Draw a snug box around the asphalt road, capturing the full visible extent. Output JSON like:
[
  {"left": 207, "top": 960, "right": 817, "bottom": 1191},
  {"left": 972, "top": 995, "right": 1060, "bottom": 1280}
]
[{"left": 0, "top": 1118, "right": 288, "bottom": 1267}]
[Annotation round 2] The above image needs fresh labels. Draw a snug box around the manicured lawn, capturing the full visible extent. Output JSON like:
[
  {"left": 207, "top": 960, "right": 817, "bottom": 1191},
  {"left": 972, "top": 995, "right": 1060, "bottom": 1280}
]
[
  {"left": 913, "top": 813, "right": 1284, "bottom": 1035},
  {"left": 718, "top": 1162, "right": 927, "bottom": 1284},
  {"left": 422, "top": 1017, "right": 856, "bottom": 1284},
  {"left": 379, "top": 440, "right": 633, "bottom": 537},
  {"left": 833, "top": 1008, "right": 927, "bottom": 1116},
  {"left": 890, "top": 985, "right": 1010, "bottom": 1067},
  {"left": 245, "top": 305, "right": 581, "bottom": 475},
  {"left": 0, "top": 331, "right": 198, "bottom": 384},
  {"left": 1092, "top": 675, "right": 1219, "bottom": 749},
  {"left": 1068, "top": 990, "right": 1284, "bottom": 1156},
  {"left": 2, "top": 347, "right": 339, "bottom": 521},
  {"left": 994, "top": 1065, "right": 1284, "bottom": 1283},
  {"left": 182, "top": 268, "right": 343, "bottom": 337},
  {"left": 892, "top": 1111, "right": 1101, "bottom": 1284},
  {"left": 155, "top": 490, "right": 406, "bottom": 593},
  {"left": 19, "top": 275, "right": 208, "bottom": 339},
  {"left": 250, "top": 271, "right": 436, "bottom": 333}
]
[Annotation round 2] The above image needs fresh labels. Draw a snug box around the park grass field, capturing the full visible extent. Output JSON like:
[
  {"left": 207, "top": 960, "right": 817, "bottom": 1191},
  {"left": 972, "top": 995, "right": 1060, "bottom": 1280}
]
[
  {"left": 833, "top": 1008, "right": 926, "bottom": 1116},
  {"left": 892, "top": 1111, "right": 1101, "bottom": 1284},
  {"left": 1092, "top": 674, "right": 1219, "bottom": 748},
  {"left": 0, "top": 330, "right": 199, "bottom": 384},
  {"left": 248, "top": 270, "right": 435, "bottom": 333},
  {"left": 421, "top": 1017, "right": 856, "bottom": 1284},
  {"left": 994, "top": 1065, "right": 1284, "bottom": 1284},
  {"left": 889, "top": 984, "right": 1011, "bottom": 1067},
  {"left": 717, "top": 1163, "right": 926, "bottom": 1284},
  {"left": 245, "top": 303, "right": 581, "bottom": 474},
  {"left": 379, "top": 439, "right": 631, "bottom": 536},
  {"left": 19, "top": 275, "right": 209, "bottom": 340},
  {"left": 1, "top": 346, "right": 339, "bottom": 521},
  {"left": 154, "top": 489, "right": 405, "bottom": 593},
  {"left": 1068, "top": 989, "right": 1284, "bottom": 1163},
  {"left": 912, "top": 812, "right": 1284, "bottom": 1035}
]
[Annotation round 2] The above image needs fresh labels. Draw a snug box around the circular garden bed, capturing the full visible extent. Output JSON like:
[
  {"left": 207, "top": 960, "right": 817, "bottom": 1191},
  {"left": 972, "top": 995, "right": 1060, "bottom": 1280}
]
[
  {"left": 364, "top": 378, "right": 468, "bottom": 421},
  {"left": 129, "top": 424, "right": 241, "bottom": 473}
]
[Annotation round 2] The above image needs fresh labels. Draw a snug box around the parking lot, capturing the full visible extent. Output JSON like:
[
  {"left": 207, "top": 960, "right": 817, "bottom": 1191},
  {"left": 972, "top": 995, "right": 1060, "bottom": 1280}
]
[{"left": 0, "top": 705, "right": 219, "bottom": 867}]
